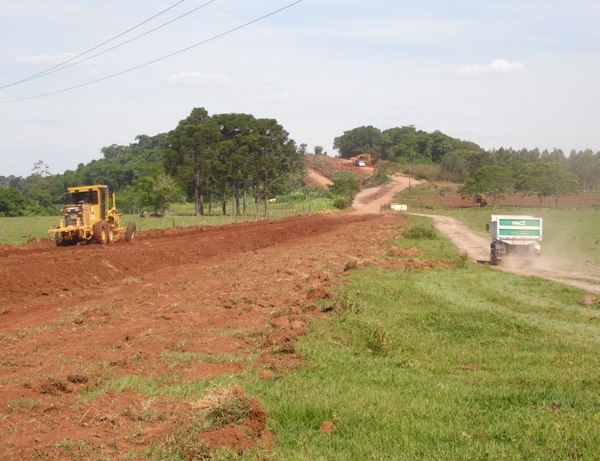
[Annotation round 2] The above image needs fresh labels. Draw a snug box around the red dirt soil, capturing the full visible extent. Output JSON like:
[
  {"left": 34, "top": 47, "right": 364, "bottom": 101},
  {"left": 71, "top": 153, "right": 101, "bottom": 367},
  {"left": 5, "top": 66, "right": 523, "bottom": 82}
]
[{"left": 0, "top": 211, "right": 409, "bottom": 459}]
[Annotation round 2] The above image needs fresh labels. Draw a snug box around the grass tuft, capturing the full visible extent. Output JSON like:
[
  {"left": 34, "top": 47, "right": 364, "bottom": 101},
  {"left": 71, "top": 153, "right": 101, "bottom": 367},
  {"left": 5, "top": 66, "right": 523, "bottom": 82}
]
[{"left": 194, "top": 384, "right": 252, "bottom": 429}]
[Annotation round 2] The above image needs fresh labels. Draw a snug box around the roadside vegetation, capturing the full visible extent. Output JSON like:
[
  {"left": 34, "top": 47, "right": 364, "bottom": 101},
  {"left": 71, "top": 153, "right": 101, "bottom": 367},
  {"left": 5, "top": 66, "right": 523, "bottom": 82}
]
[{"left": 249, "top": 215, "right": 600, "bottom": 460}]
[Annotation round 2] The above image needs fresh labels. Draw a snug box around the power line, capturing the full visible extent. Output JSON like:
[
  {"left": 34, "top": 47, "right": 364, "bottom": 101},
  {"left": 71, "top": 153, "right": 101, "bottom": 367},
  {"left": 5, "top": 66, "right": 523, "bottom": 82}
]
[
  {"left": 3, "top": 0, "right": 217, "bottom": 87},
  {"left": 0, "top": 1, "right": 303, "bottom": 105},
  {"left": 1, "top": 0, "right": 187, "bottom": 90}
]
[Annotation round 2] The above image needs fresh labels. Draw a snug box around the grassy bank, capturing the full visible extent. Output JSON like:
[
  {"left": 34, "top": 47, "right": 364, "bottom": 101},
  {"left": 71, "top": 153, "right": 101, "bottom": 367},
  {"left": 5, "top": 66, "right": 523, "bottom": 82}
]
[{"left": 250, "top": 217, "right": 600, "bottom": 460}]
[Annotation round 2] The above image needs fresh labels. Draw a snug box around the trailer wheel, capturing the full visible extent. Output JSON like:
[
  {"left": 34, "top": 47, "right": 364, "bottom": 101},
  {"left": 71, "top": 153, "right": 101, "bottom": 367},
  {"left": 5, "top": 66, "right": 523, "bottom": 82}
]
[
  {"left": 490, "top": 249, "right": 498, "bottom": 266},
  {"left": 124, "top": 222, "right": 136, "bottom": 242},
  {"left": 93, "top": 221, "right": 107, "bottom": 244}
]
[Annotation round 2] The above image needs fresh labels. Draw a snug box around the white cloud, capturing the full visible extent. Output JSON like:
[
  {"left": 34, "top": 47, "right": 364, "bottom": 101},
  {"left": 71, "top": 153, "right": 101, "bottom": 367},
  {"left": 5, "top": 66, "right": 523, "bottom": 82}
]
[
  {"left": 167, "top": 72, "right": 229, "bottom": 84},
  {"left": 458, "top": 59, "right": 525, "bottom": 76},
  {"left": 16, "top": 53, "right": 77, "bottom": 67}
]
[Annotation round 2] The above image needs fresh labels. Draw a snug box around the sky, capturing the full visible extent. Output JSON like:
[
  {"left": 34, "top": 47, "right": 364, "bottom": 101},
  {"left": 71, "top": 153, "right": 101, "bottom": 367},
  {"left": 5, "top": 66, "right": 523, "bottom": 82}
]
[{"left": 1, "top": 0, "right": 600, "bottom": 177}]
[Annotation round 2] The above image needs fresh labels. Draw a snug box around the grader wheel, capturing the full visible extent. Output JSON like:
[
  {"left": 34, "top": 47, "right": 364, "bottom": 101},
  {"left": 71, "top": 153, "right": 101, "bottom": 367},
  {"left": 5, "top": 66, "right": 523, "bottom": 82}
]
[
  {"left": 93, "top": 221, "right": 107, "bottom": 244},
  {"left": 105, "top": 222, "right": 115, "bottom": 243},
  {"left": 55, "top": 229, "right": 65, "bottom": 247},
  {"left": 124, "top": 222, "right": 136, "bottom": 242}
]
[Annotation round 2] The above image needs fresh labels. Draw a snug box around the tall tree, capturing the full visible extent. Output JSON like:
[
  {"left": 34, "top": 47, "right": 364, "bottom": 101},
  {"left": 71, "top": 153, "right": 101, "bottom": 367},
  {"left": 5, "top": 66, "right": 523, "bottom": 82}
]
[
  {"left": 459, "top": 165, "right": 515, "bottom": 207},
  {"left": 165, "top": 108, "right": 220, "bottom": 215},
  {"left": 333, "top": 126, "right": 383, "bottom": 159},
  {"left": 518, "top": 162, "right": 579, "bottom": 207}
]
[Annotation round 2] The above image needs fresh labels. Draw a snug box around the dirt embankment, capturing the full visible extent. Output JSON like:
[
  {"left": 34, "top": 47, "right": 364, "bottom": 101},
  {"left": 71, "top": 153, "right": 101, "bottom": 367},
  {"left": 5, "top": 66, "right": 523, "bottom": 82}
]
[
  {"left": 304, "top": 167, "right": 333, "bottom": 186},
  {"left": 0, "top": 206, "right": 412, "bottom": 459}
]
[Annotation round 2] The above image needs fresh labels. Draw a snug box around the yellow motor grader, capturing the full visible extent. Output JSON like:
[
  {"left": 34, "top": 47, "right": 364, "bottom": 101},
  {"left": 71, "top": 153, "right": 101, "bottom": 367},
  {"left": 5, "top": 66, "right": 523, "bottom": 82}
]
[{"left": 48, "top": 185, "right": 136, "bottom": 246}]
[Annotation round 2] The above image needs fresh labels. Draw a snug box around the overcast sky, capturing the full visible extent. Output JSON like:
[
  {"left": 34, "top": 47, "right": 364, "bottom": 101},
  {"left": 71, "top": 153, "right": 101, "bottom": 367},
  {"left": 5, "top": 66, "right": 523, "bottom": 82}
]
[{"left": 1, "top": 0, "right": 600, "bottom": 177}]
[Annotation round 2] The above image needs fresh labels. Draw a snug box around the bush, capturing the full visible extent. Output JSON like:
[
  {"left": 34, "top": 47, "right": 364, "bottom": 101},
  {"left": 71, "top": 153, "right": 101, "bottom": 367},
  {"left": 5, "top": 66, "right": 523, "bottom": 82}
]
[
  {"left": 333, "top": 196, "right": 353, "bottom": 209},
  {"left": 365, "top": 160, "right": 396, "bottom": 187},
  {"left": 402, "top": 224, "right": 438, "bottom": 239},
  {"left": 405, "top": 164, "right": 441, "bottom": 181},
  {"left": 329, "top": 172, "right": 360, "bottom": 209}
]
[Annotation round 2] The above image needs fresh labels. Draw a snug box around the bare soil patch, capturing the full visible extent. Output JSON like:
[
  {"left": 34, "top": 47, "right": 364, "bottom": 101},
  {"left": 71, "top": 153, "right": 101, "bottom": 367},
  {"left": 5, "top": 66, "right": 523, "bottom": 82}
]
[{"left": 0, "top": 210, "right": 408, "bottom": 459}]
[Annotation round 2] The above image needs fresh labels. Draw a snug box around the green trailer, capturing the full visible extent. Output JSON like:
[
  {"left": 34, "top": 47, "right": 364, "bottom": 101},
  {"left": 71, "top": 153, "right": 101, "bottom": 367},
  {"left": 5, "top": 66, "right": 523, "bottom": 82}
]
[{"left": 487, "top": 215, "right": 543, "bottom": 266}]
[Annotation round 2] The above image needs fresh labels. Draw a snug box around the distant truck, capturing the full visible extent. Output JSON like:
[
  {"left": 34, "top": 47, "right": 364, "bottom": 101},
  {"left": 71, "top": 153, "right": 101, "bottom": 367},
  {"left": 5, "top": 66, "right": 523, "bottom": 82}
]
[{"left": 487, "top": 215, "right": 542, "bottom": 266}]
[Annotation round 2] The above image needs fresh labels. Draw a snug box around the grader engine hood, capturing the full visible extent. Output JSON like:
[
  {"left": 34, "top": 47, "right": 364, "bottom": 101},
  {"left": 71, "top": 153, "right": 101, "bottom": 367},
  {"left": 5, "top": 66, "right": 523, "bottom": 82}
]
[
  {"left": 63, "top": 204, "right": 95, "bottom": 227},
  {"left": 63, "top": 205, "right": 82, "bottom": 227}
]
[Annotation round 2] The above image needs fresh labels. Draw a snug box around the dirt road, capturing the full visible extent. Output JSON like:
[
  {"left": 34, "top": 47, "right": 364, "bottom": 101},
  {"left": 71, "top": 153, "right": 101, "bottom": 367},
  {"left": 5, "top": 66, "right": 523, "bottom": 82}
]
[
  {"left": 353, "top": 175, "right": 423, "bottom": 214},
  {"left": 415, "top": 213, "right": 600, "bottom": 294}
]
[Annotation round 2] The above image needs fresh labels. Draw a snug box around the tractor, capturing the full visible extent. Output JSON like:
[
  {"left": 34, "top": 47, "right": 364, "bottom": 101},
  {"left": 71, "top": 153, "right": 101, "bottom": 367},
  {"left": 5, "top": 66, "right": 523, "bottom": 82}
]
[{"left": 48, "top": 185, "right": 136, "bottom": 246}]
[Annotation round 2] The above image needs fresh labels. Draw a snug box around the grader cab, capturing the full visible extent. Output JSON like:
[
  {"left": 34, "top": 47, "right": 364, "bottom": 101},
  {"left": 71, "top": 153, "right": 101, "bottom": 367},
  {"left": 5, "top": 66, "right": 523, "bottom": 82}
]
[{"left": 48, "top": 185, "right": 136, "bottom": 246}]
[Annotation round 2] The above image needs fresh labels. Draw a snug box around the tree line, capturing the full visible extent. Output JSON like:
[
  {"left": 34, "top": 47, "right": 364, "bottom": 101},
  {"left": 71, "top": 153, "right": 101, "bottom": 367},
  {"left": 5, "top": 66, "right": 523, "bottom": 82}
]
[
  {"left": 0, "top": 108, "right": 304, "bottom": 217},
  {"left": 334, "top": 125, "right": 600, "bottom": 200},
  {"left": 2, "top": 119, "right": 600, "bottom": 217}
]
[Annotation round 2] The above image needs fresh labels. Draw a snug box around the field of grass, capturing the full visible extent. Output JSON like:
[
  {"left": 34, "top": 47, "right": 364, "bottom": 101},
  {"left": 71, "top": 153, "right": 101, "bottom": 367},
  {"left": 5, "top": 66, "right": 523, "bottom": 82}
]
[
  {"left": 431, "top": 208, "right": 599, "bottom": 270},
  {"left": 0, "top": 196, "right": 334, "bottom": 245},
  {"left": 394, "top": 184, "right": 600, "bottom": 276},
  {"left": 248, "top": 216, "right": 600, "bottom": 459}
]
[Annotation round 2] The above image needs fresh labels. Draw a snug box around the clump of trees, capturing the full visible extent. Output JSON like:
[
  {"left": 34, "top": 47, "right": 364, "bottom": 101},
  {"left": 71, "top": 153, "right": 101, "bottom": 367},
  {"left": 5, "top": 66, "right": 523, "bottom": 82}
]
[
  {"left": 333, "top": 125, "right": 482, "bottom": 164},
  {"left": 458, "top": 157, "right": 580, "bottom": 208},
  {"left": 164, "top": 108, "right": 304, "bottom": 216}
]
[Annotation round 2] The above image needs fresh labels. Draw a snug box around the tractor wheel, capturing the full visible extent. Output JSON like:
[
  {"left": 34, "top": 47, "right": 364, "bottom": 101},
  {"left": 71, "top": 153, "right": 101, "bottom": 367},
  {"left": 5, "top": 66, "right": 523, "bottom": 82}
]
[
  {"left": 490, "top": 249, "right": 498, "bottom": 266},
  {"left": 93, "top": 221, "right": 107, "bottom": 244},
  {"left": 124, "top": 222, "right": 136, "bottom": 242},
  {"left": 55, "top": 230, "right": 65, "bottom": 247},
  {"left": 105, "top": 222, "right": 115, "bottom": 243}
]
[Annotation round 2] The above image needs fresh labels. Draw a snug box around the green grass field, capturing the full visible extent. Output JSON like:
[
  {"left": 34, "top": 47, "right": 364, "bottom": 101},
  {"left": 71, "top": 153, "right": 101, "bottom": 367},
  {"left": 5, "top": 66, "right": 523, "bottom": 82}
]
[
  {"left": 431, "top": 208, "right": 599, "bottom": 268},
  {"left": 248, "top": 216, "right": 600, "bottom": 460},
  {"left": 394, "top": 184, "right": 600, "bottom": 277},
  {"left": 0, "top": 197, "right": 334, "bottom": 245}
]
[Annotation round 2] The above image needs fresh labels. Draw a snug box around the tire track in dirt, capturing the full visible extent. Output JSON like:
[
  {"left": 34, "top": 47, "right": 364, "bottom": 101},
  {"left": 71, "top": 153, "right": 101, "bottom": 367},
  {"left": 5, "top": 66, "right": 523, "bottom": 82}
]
[
  {"left": 304, "top": 167, "right": 333, "bottom": 186},
  {"left": 352, "top": 175, "right": 423, "bottom": 214}
]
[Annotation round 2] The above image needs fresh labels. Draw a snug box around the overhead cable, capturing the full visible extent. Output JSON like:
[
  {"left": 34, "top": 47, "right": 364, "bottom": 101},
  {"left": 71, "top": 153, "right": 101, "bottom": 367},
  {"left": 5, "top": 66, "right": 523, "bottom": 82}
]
[
  {"left": 1, "top": 0, "right": 187, "bottom": 89},
  {"left": 5, "top": 0, "right": 217, "bottom": 86},
  {"left": 0, "top": 1, "right": 303, "bottom": 105}
]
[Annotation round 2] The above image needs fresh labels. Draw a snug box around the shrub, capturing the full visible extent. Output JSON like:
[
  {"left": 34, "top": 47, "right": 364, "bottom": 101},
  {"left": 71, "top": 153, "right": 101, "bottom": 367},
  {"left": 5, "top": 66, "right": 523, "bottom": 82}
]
[
  {"left": 329, "top": 172, "right": 360, "bottom": 209},
  {"left": 402, "top": 224, "right": 438, "bottom": 239},
  {"left": 333, "top": 196, "right": 353, "bottom": 210},
  {"left": 365, "top": 160, "right": 396, "bottom": 187},
  {"left": 406, "top": 164, "right": 441, "bottom": 181}
]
